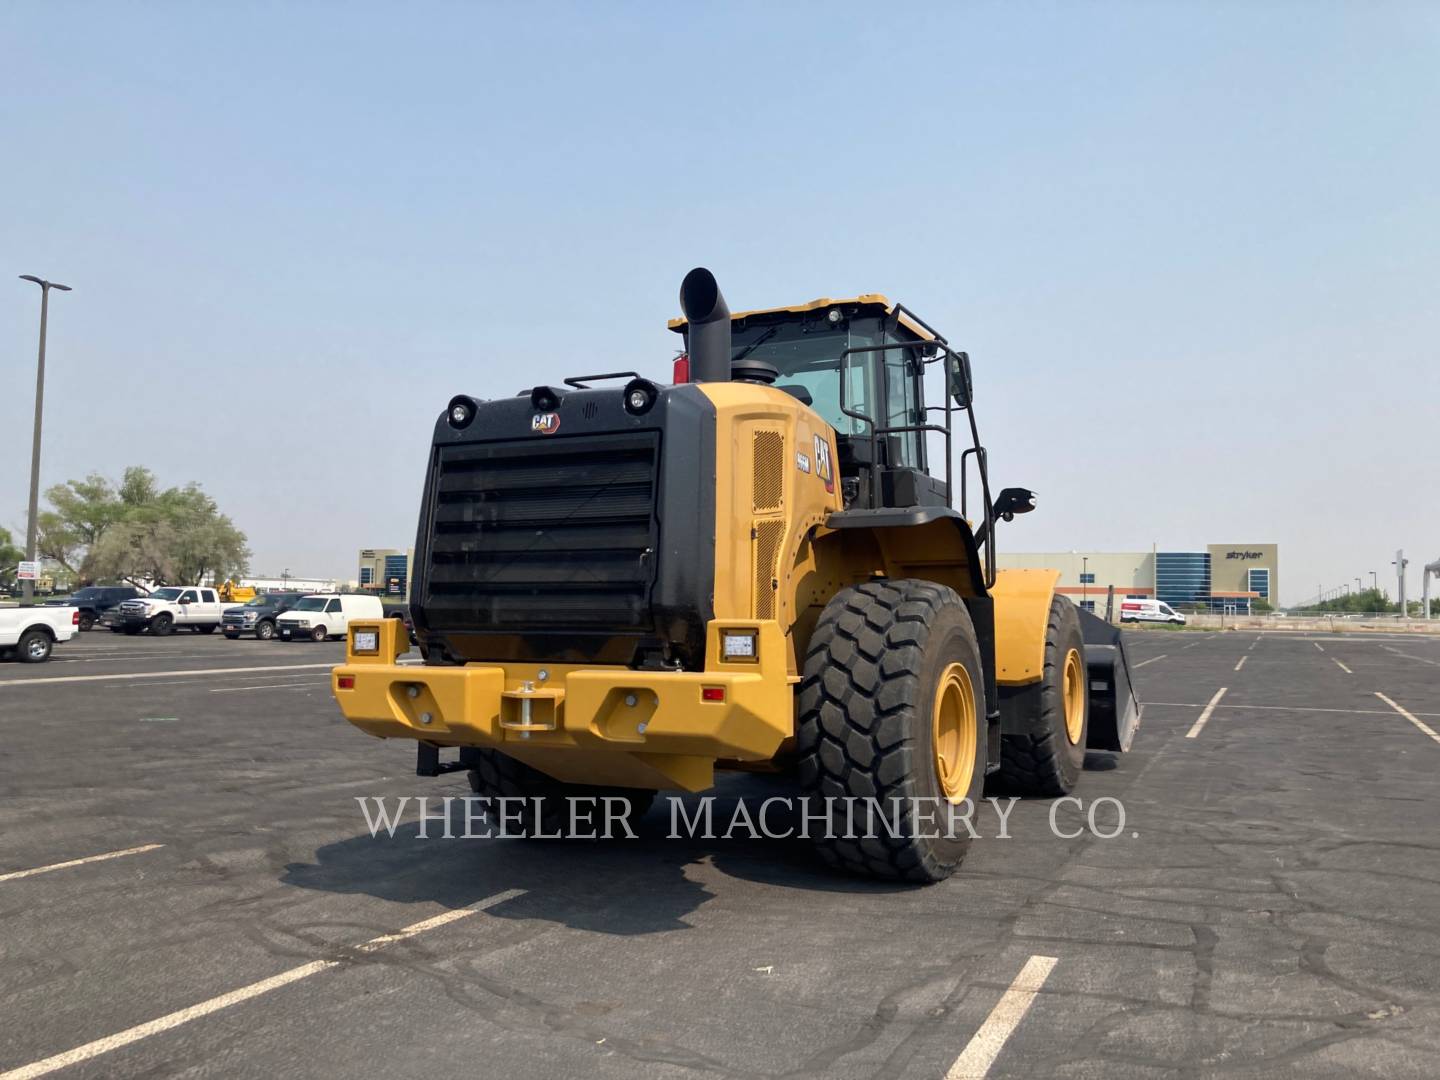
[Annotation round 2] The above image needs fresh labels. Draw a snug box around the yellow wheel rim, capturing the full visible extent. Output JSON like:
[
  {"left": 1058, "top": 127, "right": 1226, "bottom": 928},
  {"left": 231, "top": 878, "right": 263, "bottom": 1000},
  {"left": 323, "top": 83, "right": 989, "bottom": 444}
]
[
  {"left": 1062, "top": 648, "right": 1085, "bottom": 745},
  {"left": 932, "top": 662, "right": 978, "bottom": 803}
]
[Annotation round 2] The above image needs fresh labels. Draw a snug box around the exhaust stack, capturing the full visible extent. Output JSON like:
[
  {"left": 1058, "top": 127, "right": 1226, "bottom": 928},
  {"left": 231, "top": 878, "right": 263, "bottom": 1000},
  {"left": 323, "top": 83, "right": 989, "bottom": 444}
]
[{"left": 679, "top": 267, "right": 732, "bottom": 382}]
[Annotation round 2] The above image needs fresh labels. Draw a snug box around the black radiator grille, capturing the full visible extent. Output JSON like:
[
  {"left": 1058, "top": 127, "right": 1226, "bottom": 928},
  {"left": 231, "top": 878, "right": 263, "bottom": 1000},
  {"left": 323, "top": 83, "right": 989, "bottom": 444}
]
[{"left": 425, "top": 432, "right": 660, "bottom": 633}]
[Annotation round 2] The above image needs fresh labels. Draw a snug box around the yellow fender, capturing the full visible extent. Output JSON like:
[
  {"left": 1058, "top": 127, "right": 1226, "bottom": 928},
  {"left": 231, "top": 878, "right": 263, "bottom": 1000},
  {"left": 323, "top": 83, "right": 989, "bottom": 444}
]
[{"left": 990, "top": 568, "right": 1060, "bottom": 686}]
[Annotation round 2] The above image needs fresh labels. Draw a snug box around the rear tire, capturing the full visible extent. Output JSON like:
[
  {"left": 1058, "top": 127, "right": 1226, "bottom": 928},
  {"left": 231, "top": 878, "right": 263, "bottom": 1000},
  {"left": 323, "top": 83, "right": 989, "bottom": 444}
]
[
  {"left": 990, "top": 596, "right": 1088, "bottom": 797},
  {"left": 151, "top": 613, "right": 174, "bottom": 637},
  {"left": 78, "top": 613, "right": 95, "bottom": 632},
  {"left": 466, "top": 751, "right": 656, "bottom": 838},
  {"left": 797, "top": 579, "right": 987, "bottom": 883},
  {"left": 18, "top": 629, "right": 53, "bottom": 663}
]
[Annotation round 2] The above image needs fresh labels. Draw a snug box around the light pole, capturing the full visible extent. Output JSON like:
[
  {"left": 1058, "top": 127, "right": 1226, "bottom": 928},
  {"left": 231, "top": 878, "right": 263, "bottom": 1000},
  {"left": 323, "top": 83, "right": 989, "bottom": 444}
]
[
  {"left": 1370, "top": 570, "right": 1378, "bottom": 594},
  {"left": 18, "top": 275, "right": 72, "bottom": 605}
]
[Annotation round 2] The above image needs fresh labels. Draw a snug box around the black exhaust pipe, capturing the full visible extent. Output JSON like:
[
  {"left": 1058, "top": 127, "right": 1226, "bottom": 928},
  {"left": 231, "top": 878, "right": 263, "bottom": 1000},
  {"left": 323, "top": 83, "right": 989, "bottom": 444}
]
[{"left": 679, "top": 267, "right": 731, "bottom": 382}]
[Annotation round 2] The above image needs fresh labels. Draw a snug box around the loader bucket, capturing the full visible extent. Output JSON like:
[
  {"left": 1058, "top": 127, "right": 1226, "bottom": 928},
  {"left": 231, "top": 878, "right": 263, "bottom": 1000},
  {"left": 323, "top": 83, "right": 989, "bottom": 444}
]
[{"left": 1074, "top": 606, "right": 1142, "bottom": 752}]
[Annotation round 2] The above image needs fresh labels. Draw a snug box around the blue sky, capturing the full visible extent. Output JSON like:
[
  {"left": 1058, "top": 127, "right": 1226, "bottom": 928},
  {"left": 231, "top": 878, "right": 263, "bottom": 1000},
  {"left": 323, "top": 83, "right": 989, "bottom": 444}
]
[{"left": 3, "top": 2, "right": 1437, "bottom": 603}]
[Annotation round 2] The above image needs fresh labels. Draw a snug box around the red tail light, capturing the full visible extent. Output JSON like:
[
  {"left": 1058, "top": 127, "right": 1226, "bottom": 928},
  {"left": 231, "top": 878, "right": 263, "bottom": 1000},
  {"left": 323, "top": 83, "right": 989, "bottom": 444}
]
[
  {"left": 337, "top": 675, "right": 355, "bottom": 689},
  {"left": 672, "top": 353, "right": 691, "bottom": 384},
  {"left": 72, "top": 611, "right": 81, "bottom": 625},
  {"left": 701, "top": 686, "right": 725, "bottom": 702}
]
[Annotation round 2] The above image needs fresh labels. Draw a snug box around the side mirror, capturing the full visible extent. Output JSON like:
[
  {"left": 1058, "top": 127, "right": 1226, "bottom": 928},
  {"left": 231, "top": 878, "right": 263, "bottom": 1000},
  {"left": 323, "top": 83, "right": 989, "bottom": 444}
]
[
  {"left": 946, "top": 351, "right": 973, "bottom": 408},
  {"left": 993, "top": 487, "right": 1037, "bottom": 521}
]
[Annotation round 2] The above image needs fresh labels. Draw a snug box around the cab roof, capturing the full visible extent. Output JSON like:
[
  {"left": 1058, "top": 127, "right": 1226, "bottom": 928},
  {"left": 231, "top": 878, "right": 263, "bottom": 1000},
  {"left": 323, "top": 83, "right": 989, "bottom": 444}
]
[{"left": 667, "top": 294, "right": 938, "bottom": 342}]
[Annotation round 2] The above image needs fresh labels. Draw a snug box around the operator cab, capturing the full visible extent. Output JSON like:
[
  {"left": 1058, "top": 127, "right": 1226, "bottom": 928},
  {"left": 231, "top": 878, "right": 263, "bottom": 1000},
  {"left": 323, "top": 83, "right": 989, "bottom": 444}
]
[{"left": 669, "top": 295, "right": 962, "bottom": 513}]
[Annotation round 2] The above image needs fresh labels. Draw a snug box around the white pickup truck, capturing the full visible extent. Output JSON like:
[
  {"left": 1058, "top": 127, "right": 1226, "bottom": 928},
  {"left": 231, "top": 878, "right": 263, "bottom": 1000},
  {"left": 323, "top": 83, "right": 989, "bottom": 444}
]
[
  {"left": 113, "top": 586, "right": 239, "bottom": 636},
  {"left": 1, "top": 605, "right": 80, "bottom": 662}
]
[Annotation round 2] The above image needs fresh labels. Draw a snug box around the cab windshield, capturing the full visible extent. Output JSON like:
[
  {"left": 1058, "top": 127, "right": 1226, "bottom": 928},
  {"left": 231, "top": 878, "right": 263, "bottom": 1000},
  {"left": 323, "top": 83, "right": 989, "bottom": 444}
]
[
  {"left": 293, "top": 597, "right": 329, "bottom": 612},
  {"left": 244, "top": 595, "right": 277, "bottom": 607},
  {"left": 149, "top": 588, "right": 183, "bottom": 601},
  {"left": 726, "top": 315, "right": 924, "bottom": 467},
  {"left": 728, "top": 323, "right": 871, "bottom": 436}
]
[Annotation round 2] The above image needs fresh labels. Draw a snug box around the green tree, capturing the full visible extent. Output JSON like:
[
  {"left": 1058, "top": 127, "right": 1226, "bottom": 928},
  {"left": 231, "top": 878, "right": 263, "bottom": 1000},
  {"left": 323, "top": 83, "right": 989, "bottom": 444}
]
[
  {"left": 34, "top": 467, "right": 249, "bottom": 587},
  {"left": 0, "top": 526, "right": 23, "bottom": 585}
]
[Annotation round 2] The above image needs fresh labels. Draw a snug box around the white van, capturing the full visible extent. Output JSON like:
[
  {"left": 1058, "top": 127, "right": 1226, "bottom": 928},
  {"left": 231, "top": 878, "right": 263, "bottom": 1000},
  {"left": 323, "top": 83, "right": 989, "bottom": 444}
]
[
  {"left": 276, "top": 594, "right": 385, "bottom": 641},
  {"left": 1119, "top": 598, "right": 1187, "bottom": 625}
]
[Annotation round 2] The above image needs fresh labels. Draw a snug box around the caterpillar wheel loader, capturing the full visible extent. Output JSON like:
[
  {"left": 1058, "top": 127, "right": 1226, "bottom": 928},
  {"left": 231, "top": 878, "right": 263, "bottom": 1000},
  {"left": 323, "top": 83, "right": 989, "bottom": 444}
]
[{"left": 332, "top": 268, "right": 1141, "bottom": 882}]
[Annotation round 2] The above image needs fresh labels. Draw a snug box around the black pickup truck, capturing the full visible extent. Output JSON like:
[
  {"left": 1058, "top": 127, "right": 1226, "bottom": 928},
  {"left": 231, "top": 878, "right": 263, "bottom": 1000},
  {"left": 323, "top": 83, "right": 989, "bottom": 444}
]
[
  {"left": 221, "top": 592, "right": 308, "bottom": 640},
  {"left": 46, "top": 586, "right": 142, "bottom": 631}
]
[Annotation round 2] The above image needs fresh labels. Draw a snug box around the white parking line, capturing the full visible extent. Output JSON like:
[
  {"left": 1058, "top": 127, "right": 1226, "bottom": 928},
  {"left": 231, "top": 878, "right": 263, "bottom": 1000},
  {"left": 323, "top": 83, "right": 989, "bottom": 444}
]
[
  {"left": 1146, "top": 700, "right": 1440, "bottom": 717},
  {"left": 1233, "top": 656, "right": 1247, "bottom": 672},
  {"left": 208, "top": 682, "right": 322, "bottom": 694},
  {"left": 944, "top": 955, "right": 1058, "bottom": 1079},
  {"left": 1133, "top": 655, "right": 1167, "bottom": 668},
  {"left": 1382, "top": 646, "right": 1440, "bottom": 667},
  {"left": 51, "top": 652, "right": 225, "bottom": 665},
  {"left": 1184, "top": 687, "right": 1228, "bottom": 738},
  {"left": 1332, "top": 658, "right": 1352, "bottom": 674},
  {"left": 1375, "top": 693, "right": 1440, "bottom": 745},
  {"left": 1314, "top": 642, "right": 1325, "bottom": 652},
  {"left": 0, "top": 844, "right": 163, "bottom": 885},
  {"left": 0, "top": 889, "right": 525, "bottom": 1080},
  {"left": 0, "top": 663, "right": 335, "bottom": 688}
]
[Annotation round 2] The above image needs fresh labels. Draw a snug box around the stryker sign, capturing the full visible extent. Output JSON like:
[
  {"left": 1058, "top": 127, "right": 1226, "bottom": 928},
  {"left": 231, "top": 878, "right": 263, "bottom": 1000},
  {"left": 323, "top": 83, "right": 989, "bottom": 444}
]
[{"left": 1225, "top": 551, "right": 1264, "bottom": 560}]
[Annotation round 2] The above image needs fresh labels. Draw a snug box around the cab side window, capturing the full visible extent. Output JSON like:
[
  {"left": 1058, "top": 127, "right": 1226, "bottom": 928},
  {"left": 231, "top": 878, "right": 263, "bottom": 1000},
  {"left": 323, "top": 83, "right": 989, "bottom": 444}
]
[
  {"left": 179, "top": 590, "right": 198, "bottom": 604},
  {"left": 326, "top": 599, "right": 342, "bottom": 613},
  {"left": 201, "top": 590, "right": 216, "bottom": 603}
]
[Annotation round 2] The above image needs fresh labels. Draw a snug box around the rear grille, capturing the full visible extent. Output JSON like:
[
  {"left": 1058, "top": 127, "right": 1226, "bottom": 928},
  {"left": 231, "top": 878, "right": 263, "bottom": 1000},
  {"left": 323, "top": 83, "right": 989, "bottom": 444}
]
[{"left": 425, "top": 432, "right": 660, "bottom": 634}]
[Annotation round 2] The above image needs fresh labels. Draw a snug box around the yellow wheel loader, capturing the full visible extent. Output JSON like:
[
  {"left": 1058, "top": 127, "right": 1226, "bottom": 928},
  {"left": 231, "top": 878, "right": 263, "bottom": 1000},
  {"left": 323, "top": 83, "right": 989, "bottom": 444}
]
[{"left": 332, "top": 269, "right": 1140, "bottom": 882}]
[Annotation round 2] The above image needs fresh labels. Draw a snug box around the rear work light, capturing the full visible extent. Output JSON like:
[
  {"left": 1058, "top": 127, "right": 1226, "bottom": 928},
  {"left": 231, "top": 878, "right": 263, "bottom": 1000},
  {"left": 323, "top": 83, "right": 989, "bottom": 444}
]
[
  {"left": 701, "top": 686, "right": 725, "bottom": 703},
  {"left": 336, "top": 674, "right": 356, "bottom": 690}
]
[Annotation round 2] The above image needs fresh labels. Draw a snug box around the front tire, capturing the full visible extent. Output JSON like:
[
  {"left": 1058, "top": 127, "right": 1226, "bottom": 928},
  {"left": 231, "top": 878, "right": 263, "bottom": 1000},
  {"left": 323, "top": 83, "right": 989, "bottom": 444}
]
[
  {"left": 991, "top": 596, "right": 1088, "bottom": 797},
  {"left": 467, "top": 751, "right": 656, "bottom": 837},
  {"left": 18, "top": 629, "right": 53, "bottom": 663},
  {"left": 151, "top": 613, "right": 174, "bottom": 637},
  {"left": 255, "top": 620, "right": 275, "bottom": 641},
  {"left": 797, "top": 579, "right": 988, "bottom": 883},
  {"left": 310, "top": 625, "right": 328, "bottom": 642}
]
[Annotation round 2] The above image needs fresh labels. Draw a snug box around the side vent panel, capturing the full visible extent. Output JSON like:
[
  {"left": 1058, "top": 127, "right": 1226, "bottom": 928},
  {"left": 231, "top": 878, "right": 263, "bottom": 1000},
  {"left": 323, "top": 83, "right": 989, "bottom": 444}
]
[
  {"left": 752, "top": 430, "right": 784, "bottom": 512},
  {"left": 753, "top": 520, "right": 785, "bottom": 620}
]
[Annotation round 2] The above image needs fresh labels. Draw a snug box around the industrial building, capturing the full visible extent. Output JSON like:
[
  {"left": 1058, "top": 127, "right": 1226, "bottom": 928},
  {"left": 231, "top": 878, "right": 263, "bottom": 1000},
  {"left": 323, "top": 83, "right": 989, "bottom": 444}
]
[
  {"left": 357, "top": 548, "right": 413, "bottom": 600},
  {"left": 997, "top": 543, "right": 1279, "bottom": 613}
]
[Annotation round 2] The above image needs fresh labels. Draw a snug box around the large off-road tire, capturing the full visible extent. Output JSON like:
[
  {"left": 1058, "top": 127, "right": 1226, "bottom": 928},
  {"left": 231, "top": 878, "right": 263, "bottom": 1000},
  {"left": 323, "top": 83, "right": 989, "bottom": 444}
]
[
  {"left": 990, "top": 596, "right": 1088, "bottom": 797},
  {"left": 77, "top": 612, "right": 96, "bottom": 632},
  {"left": 466, "top": 750, "right": 656, "bottom": 838},
  {"left": 797, "top": 579, "right": 988, "bottom": 883},
  {"left": 18, "top": 629, "right": 53, "bottom": 663},
  {"left": 151, "top": 613, "right": 174, "bottom": 637}
]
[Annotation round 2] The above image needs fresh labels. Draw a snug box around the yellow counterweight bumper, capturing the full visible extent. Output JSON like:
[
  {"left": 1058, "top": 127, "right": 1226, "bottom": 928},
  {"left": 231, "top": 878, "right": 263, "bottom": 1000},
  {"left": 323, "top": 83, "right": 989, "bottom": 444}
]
[{"left": 332, "top": 619, "right": 793, "bottom": 792}]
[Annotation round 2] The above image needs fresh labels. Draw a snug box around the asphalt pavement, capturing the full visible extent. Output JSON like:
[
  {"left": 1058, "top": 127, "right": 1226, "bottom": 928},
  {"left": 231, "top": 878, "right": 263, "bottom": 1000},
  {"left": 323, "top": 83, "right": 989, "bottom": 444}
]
[{"left": 2, "top": 627, "right": 1439, "bottom": 1079}]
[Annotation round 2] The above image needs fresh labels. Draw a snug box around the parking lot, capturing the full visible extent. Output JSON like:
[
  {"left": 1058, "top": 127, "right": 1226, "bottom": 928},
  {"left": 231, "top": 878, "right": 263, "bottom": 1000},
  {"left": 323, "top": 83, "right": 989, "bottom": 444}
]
[{"left": 2, "top": 628, "right": 1439, "bottom": 1079}]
